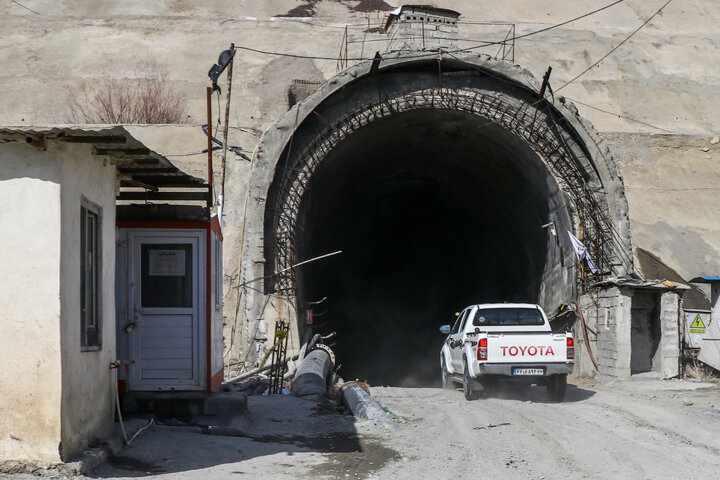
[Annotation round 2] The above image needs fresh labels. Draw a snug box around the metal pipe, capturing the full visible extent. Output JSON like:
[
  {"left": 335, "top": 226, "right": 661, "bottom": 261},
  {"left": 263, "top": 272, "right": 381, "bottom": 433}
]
[
  {"left": 220, "top": 43, "right": 235, "bottom": 216},
  {"left": 340, "top": 383, "right": 396, "bottom": 430},
  {"left": 223, "top": 353, "right": 300, "bottom": 385},
  {"left": 291, "top": 348, "right": 333, "bottom": 397},
  {"left": 206, "top": 86, "right": 214, "bottom": 207}
]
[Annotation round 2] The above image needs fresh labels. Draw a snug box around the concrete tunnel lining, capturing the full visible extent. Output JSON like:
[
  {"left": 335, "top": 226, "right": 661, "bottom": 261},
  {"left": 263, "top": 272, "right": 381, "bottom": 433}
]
[
  {"left": 293, "top": 109, "right": 574, "bottom": 385},
  {"left": 240, "top": 52, "right": 633, "bottom": 386}
]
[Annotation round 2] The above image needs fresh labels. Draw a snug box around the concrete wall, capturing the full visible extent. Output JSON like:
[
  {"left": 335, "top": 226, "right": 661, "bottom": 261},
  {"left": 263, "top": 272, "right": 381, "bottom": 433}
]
[
  {"left": 595, "top": 287, "right": 633, "bottom": 379},
  {"left": 0, "top": 144, "right": 64, "bottom": 465},
  {"left": 2, "top": 0, "right": 719, "bottom": 377},
  {"left": 581, "top": 286, "right": 681, "bottom": 380},
  {"left": 657, "top": 291, "right": 681, "bottom": 378},
  {"left": 210, "top": 226, "right": 224, "bottom": 389},
  {"left": 58, "top": 143, "right": 117, "bottom": 460},
  {"left": 0, "top": 139, "right": 117, "bottom": 465}
]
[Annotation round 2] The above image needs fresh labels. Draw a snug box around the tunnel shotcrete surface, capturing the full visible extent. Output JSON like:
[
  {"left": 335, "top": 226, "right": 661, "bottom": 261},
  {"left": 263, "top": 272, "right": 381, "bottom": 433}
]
[{"left": 246, "top": 54, "right": 631, "bottom": 386}]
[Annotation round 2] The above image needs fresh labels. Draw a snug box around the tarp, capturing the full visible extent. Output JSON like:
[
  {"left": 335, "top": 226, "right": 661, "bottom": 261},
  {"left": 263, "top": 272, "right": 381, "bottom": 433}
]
[{"left": 567, "top": 231, "right": 599, "bottom": 274}]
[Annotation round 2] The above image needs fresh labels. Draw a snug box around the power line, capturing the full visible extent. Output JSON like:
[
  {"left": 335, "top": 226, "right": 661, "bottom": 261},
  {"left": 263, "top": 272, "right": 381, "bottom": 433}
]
[
  {"left": 455, "top": 0, "right": 626, "bottom": 54},
  {"left": 234, "top": 0, "right": 628, "bottom": 62},
  {"left": 444, "top": 50, "right": 672, "bottom": 137},
  {"left": 9, "top": 0, "right": 40, "bottom": 14},
  {"left": 562, "top": 97, "right": 673, "bottom": 133},
  {"left": 507, "top": 0, "right": 624, "bottom": 43},
  {"left": 556, "top": 0, "right": 672, "bottom": 92}
]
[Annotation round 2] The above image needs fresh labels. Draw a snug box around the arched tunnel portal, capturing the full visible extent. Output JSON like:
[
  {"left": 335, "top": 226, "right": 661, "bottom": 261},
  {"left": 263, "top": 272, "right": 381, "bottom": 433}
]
[{"left": 248, "top": 54, "right": 632, "bottom": 386}]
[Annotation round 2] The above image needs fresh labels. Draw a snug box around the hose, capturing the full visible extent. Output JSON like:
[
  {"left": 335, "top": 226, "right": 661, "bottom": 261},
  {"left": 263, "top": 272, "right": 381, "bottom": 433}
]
[
  {"left": 110, "top": 361, "right": 154, "bottom": 446},
  {"left": 126, "top": 418, "right": 154, "bottom": 446},
  {"left": 573, "top": 301, "right": 599, "bottom": 370},
  {"left": 113, "top": 367, "right": 129, "bottom": 445}
]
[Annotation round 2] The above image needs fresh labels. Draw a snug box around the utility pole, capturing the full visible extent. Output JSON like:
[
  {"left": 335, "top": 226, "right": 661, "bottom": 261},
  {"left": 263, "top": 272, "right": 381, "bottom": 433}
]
[
  {"left": 220, "top": 43, "right": 236, "bottom": 227},
  {"left": 206, "top": 86, "right": 214, "bottom": 208}
]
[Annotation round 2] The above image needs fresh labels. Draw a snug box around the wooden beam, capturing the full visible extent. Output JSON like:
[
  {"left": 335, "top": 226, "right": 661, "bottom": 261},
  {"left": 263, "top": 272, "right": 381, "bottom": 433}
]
[
  {"left": 109, "top": 157, "right": 160, "bottom": 166},
  {"left": 116, "top": 167, "right": 177, "bottom": 174},
  {"left": 124, "top": 175, "right": 204, "bottom": 186},
  {"left": 119, "top": 176, "right": 159, "bottom": 192},
  {"left": 95, "top": 147, "right": 151, "bottom": 155},
  {"left": 59, "top": 135, "right": 127, "bottom": 144},
  {"left": 117, "top": 191, "right": 210, "bottom": 201}
]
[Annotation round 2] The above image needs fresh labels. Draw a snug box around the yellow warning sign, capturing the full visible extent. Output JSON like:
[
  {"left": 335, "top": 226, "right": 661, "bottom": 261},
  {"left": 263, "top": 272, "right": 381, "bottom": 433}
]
[{"left": 690, "top": 314, "right": 706, "bottom": 334}]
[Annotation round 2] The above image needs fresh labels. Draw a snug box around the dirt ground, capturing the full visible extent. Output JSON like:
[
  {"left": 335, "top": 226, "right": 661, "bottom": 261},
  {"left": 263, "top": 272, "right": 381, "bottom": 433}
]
[{"left": 4, "top": 377, "right": 720, "bottom": 480}]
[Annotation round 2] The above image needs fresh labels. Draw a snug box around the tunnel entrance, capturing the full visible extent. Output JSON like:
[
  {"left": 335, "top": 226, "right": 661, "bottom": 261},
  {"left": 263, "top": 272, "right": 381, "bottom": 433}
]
[
  {"left": 252, "top": 55, "right": 632, "bottom": 387},
  {"left": 294, "top": 109, "right": 566, "bottom": 385}
]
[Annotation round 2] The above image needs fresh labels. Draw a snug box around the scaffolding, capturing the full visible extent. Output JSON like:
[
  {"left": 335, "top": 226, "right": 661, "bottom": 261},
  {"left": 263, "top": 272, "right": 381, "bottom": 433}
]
[{"left": 269, "top": 86, "right": 630, "bottom": 294}]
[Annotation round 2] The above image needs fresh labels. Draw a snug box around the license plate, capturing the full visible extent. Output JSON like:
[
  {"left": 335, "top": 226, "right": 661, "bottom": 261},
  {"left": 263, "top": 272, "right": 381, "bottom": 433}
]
[{"left": 512, "top": 368, "right": 544, "bottom": 376}]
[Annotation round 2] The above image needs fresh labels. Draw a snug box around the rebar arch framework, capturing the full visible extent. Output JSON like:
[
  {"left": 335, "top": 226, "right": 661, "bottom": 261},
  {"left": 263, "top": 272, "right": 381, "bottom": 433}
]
[{"left": 270, "top": 87, "right": 632, "bottom": 293}]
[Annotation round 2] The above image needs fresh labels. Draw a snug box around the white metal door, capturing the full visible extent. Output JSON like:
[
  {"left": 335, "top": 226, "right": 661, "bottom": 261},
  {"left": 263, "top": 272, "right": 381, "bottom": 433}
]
[{"left": 127, "top": 231, "right": 205, "bottom": 390}]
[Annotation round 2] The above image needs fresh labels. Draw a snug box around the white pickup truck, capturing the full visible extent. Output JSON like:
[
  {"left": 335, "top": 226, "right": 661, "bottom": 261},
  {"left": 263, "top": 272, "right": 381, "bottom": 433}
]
[{"left": 439, "top": 303, "right": 574, "bottom": 402}]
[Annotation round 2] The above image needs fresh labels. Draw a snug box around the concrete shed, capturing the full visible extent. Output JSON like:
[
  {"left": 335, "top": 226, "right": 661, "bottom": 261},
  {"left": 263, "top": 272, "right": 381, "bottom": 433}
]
[{"left": 0, "top": 126, "right": 221, "bottom": 466}]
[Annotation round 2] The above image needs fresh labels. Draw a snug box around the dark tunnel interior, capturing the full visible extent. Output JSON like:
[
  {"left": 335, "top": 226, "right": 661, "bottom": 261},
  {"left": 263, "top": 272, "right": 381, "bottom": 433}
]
[{"left": 291, "top": 108, "right": 566, "bottom": 386}]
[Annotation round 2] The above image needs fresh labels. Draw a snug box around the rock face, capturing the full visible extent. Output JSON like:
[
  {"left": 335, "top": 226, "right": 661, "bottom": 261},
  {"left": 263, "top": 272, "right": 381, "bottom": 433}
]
[{"left": 2, "top": 1, "right": 719, "bottom": 369}]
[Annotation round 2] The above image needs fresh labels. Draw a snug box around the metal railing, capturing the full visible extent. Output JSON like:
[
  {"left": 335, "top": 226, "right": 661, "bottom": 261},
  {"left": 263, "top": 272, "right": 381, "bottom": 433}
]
[{"left": 336, "top": 19, "right": 517, "bottom": 72}]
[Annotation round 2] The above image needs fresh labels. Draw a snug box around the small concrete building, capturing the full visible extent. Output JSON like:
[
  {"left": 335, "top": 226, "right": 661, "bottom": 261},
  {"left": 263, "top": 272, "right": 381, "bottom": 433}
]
[
  {"left": 575, "top": 279, "right": 687, "bottom": 379},
  {"left": 0, "top": 126, "right": 222, "bottom": 466}
]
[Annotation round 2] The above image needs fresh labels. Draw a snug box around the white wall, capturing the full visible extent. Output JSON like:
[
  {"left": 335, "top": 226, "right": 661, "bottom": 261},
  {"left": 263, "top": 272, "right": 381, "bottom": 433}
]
[
  {"left": 0, "top": 144, "right": 64, "bottom": 465},
  {"left": 58, "top": 143, "right": 117, "bottom": 460},
  {"left": 210, "top": 226, "right": 224, "bottom": 388}
]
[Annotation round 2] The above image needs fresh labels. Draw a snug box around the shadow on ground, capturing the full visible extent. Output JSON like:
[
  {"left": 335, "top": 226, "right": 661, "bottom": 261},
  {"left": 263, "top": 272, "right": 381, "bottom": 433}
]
[
  {"left": 449, "top": 381, "right": 596, "bottom": 404},
  {"left": 89, "top": 395, "right": 399, "bottom": 479}
]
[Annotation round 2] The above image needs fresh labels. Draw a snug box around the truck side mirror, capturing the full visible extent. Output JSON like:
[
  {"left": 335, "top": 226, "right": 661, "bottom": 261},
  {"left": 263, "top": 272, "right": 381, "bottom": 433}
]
[{"left": 439, "top": 325, "right": 451, "bottom": 334}]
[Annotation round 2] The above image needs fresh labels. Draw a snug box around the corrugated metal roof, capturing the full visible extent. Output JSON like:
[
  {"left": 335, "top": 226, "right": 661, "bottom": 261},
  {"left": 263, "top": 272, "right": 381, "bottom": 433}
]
[
  {"left": 596, "top": 275, "right": 691, "bottom": 290},
  {"left": 0, "top": 126, "right": 208, "bottom": 200},
  {"left": 691, "top": 276, "right": 720, "bottom": 283}
]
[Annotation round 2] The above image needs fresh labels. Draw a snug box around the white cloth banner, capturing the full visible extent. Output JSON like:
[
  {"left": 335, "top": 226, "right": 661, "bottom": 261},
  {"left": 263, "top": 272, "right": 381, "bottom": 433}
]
[{"left": 567, "top": 231, "right": 599, "bottom": 274}]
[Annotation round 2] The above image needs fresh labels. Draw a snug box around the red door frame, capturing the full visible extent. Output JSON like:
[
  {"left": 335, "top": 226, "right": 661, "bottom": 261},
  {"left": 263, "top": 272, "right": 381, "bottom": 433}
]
[{"left": 116, "top": 219, "right": 222, "bottom": 391}]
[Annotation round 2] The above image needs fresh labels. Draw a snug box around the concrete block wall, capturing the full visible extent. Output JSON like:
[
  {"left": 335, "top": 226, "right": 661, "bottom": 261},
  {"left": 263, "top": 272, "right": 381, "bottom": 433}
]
[
  {"left": 387, "top": 12, "right": 459, "bottom": 51},
  {"left": 595, "top": 287, "right": 633, "bottom": 378},
  {"left": 657, "top": 291, "right": 681, "bottom": 378},
  {"left": 583, "top": 286, "right": 681, "bottom": 379}
]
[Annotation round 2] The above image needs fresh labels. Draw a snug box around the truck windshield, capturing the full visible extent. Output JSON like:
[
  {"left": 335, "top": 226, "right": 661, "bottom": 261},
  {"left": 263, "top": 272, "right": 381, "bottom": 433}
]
[{"left": 472, "top": 308, "right": 544, "bottom": 326}]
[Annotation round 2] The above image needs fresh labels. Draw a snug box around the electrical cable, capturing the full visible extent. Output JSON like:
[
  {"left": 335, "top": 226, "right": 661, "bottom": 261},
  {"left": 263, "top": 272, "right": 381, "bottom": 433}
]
[
  {"left": 556, "top": 0, "right": 673, "bottom": 92},
  {"left": 446, "top": 45, "right": 671, "bottom": 275},
  {"left": 233, "top": 0, "right": 627, "bottom": 62},
  {"left": 201, "top": 124, "right": 251, "bottom": 161},
  {"left": 573, "top": 301, "right": 599, "bottom": 370},
  {"left": 443, "top": 49, "right": 674, "bottom": 141},
  {"left": 499, "top": 0, "right": 625, "bottom": 43},
  {"left": 543, "top": 101, "right": 634, "bottom": 274},
  {"left": 562, "top": 97, "right": 673, "bottom": 133},
  {"left": 9, "top": 0, "right": 40, "bottom": 15}
]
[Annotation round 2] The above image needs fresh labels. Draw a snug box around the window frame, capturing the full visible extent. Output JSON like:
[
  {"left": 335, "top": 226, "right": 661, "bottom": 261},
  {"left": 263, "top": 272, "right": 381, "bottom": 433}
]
[
  {"left": 80, "top": 198, "right": 102, "bottom": 351},
  {"left": 472, "top": 307, "right": 544, "bottom": 327},
  {"left": 451, "top": 310, "right": 468, "bottom": 334}
]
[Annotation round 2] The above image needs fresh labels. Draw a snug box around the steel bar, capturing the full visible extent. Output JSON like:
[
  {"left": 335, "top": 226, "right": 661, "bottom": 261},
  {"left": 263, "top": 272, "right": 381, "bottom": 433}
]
[{"left": 269, "top": 87, "right": 625, "bottom": 291}]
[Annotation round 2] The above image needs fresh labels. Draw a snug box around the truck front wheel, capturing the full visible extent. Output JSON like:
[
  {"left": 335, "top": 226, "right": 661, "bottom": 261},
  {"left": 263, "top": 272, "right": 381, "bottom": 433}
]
[
  {"left": 546, "top": 374, "right": 567, "bottom": 402},
  {"left": 463, "top": 362, "right": 478, "bottom": 401}
]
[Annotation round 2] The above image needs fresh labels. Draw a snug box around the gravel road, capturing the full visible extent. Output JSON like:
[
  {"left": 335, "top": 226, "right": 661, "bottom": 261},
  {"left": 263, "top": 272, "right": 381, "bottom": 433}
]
[
  {"left": 367, "top": 377, "right": 720, "bottom": 479},
  {"left": 4, "top": 377, "right": 719, "bottom": 480}
]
